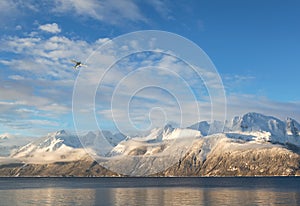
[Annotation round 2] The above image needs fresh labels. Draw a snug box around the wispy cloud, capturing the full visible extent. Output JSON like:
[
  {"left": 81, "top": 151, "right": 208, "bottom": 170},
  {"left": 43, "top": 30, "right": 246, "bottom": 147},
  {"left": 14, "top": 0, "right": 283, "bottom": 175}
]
[
  {"left": 8, "top": 75, "right": 25, "bottom": 80},
  {"left": 0, "top": 0, "right": 39, "bottom": 25},
  {"left": 0, "top": 0, "right": 174, "bottom": 31},
  {"left": 145, "top": 0, "right": 173, "bottom": 20},
  {"left": 226, "top": 94, "right": 300, "bottom": 121},
  {"left": 53, "top": 0, "right": 147, "bottom": 25},
  {"left": 222, "top": 73, "right": 256, "bottom": 95},
  {"left": 0, "top": 1, "right": 17, "bottom": 21}
]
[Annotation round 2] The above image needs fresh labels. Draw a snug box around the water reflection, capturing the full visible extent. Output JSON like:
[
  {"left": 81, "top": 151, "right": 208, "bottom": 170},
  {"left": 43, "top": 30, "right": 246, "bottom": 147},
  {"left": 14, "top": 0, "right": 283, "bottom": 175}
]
[
  {"left": 1, "top": 187, "right": 299, "bottom": 206},
  {"left": 109, "top": 188, "right": 300, "bottom": 206},
  {"left": 0, "top": 188, "right": 96, "bottom": 206}
]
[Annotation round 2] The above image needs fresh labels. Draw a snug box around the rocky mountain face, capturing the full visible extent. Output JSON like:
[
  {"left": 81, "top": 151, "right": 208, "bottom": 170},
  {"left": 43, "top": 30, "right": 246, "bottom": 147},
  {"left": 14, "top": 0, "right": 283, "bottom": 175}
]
[
  {"left": 1, "top": 136, "right": 299, "bottom": 177},
  {"left": 159, "top": 135, "right": 300, "bottom": 176},
  {"left": 0, "top": 156, "right": 120, "bottom": 177},
  {"left": 0, "top": 112, "right": 300, "bottom": 177}
]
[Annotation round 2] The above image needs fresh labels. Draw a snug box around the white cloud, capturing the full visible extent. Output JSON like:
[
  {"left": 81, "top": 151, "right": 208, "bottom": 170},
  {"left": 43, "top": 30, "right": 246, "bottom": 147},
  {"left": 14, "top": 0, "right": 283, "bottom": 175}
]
[
  {"left": 53, "top": 0, "right": 146, "bottom": 24},
  {"left": 1, "top": 29, "right": 299, "bottom": 137},
  {"left": 0, "top": 36, "right": 41, "bottom": 53},
  {"left": 0, "top": 32, "right": 98, "bottom": 135},
  {"left": 0, "top": 35, "right": 93, "bottom": 78},
  {"left": 39, "top": 23, "right": 61, "bottom": 33}
]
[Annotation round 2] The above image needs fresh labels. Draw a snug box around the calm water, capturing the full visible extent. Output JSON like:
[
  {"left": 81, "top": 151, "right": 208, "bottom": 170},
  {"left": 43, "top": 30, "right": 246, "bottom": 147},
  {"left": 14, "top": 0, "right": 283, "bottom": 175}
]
[{"left": 0, "top": 177, "right": 299, "bottom": 206}]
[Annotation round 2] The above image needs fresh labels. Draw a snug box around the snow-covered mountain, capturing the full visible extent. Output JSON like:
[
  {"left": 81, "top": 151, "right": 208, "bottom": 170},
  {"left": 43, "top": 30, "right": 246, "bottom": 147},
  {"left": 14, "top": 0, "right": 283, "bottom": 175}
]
[
  {"left": 102, "top": 125, "right": 201, "bottom": 175},
  {"left": 11, "top": 130, "right": 126, "bottom": 163},
  {"left": 109, "top": 124, "right": 201, "bottom": 157},
  {"left": 11, "top": 130, "right": 84, "bottom": 163},
  {"left": 2, "top": 112, "right": 300, "bottom": 176},
  {"left": 229, "top": 112, "right": 286, "bottom": 136},
  {"left": 189, "top": 112, "right": 300, "bottom": 146}
]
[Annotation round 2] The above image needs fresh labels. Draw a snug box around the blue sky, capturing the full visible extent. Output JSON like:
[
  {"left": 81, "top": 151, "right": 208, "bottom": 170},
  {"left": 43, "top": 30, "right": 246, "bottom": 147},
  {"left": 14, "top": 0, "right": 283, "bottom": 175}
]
[{"left": 0, "top": 0, "right": 300, "bottom": 137}]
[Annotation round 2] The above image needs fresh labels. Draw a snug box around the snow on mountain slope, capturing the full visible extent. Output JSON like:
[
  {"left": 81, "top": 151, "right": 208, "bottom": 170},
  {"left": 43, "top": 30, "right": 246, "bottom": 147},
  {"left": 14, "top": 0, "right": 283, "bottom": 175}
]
[
  {"left": 189, "top": 133, "right": 280, "bottom": 164},
  {"left": 132, "top": 124, "right": 175, "bottom": 143},
  {"left": 12, "top": 130, "right": 80, "bottom": 155},
  {"left": 189, "top": 112, "right": 300, "bottom": 146},
  {"left": 11, "top": 130, "right": 87, "bottom": 163},
  {"left": 230, "top": 113, "right": 286, "bottom": 136},
  {"left": 99, "top": 126, "right": 201, "bottom": 176},
  {"left": 229, "top": 113, "right": 300, "bottom": 146},
  {"left": 9, "top": 129, "right": 127, "bottom": 163},
  {"left": 100, "top": 131, "right": 289, "bottom": 176},
  {"left": 109, "top": 125, "right": 201, "bottom": 156},
  {"left": 3, "top": 112, "right": 300, "bottom": 172}
]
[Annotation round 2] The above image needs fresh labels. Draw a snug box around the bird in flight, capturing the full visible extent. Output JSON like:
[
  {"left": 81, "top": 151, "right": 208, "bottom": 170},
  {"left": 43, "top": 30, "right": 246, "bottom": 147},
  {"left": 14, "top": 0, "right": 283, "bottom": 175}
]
[{"left": 70, "top": 60, "right": 87, "bottom": 70}]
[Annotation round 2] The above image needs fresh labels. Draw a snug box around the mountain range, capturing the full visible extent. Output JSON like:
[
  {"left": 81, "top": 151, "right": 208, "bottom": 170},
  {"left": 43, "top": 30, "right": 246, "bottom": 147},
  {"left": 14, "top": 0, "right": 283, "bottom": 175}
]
[{"left": 0, "top": 112, "right": 299, "bottom": 176}]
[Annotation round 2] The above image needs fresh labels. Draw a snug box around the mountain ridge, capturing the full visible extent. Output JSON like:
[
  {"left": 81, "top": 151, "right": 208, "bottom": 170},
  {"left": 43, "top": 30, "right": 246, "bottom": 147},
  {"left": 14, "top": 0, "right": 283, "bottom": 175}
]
[{"left": 1, "top": 112, "right": 300, "bottom": 176}]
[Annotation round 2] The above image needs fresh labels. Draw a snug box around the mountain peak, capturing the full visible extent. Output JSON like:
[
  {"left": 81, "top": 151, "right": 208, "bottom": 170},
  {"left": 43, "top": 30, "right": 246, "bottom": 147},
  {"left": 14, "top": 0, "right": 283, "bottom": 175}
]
[
  {"left": 188, "top": 121, "right": 209, "bottom": 135},
  {"left": 55, "top": 130, "right": 67, "bottom": 136},
  {"left": 233, "top": 112, "right": 286, "bottom": 136},
  {"left": 189, "top": 112, "right": 300, "bottom": 143},
  {"left": 241, "top": 112, "right": 278, "bottom": 122},
  {"left": 47, "top": 130, "right": 68, "bottom": 138},
  {"left": 163, "top": 124, "right": 174, "bottom": 132}
]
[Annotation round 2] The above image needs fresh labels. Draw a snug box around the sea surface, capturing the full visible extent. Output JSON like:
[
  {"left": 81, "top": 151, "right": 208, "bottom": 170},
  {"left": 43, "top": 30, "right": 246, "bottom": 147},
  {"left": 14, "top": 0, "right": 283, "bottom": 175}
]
[{"left": 0, "top": 177, "right": 299, "bottom": 206}]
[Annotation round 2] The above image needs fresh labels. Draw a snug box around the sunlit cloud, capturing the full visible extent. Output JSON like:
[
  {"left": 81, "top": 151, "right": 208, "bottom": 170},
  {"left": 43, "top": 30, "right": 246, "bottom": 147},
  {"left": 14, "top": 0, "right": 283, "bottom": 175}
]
[{"left": 39, "top": 23, "right": 61, "bottom": 34}]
